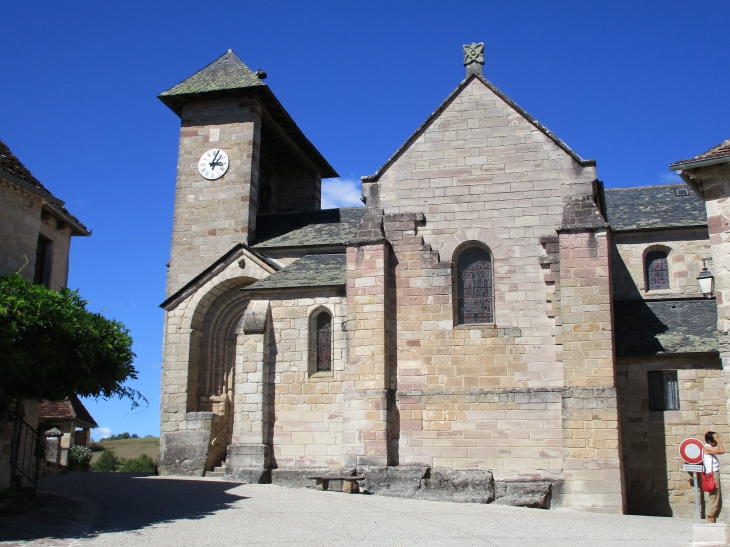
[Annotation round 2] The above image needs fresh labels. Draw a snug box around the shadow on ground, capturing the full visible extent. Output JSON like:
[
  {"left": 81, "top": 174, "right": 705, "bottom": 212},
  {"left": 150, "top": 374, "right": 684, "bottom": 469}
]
[{"left": 0, "top": 473, "right": 247, "bottom": 543}]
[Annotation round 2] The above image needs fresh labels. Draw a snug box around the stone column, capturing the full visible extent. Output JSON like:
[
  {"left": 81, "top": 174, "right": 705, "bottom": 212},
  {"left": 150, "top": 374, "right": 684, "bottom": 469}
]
[
  {"left": 558, "top": 223, "right": 624, "bottom": 512},
  {"left": 343, "top": 217, "right": 390, "bottom": 468},
  {"left": 225, "top": 300, "right": 271, "bottom": 483}
]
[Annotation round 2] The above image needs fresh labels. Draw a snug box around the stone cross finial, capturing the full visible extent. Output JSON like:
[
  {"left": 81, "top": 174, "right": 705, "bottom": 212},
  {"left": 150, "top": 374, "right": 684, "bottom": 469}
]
[{"left": 463, "top": 42, "right": 484, "bottom": 77}]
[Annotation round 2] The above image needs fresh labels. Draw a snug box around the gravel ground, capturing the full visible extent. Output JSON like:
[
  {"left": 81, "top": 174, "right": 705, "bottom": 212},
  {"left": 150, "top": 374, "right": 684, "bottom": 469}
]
[{"left": 0, "top": 473, "right": 694, "bottom": 547}]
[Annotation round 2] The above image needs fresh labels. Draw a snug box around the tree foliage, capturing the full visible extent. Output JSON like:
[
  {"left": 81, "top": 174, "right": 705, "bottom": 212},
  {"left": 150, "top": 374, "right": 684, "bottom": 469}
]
[
  {"left": 69, "top": 445, "right": 93, "bottom": 471},
  {"left": 0, "top": 273, "right": 143, "bottom": 419},
  {"left": 92, "top": 449, "right": 120, "bottom": 472}
]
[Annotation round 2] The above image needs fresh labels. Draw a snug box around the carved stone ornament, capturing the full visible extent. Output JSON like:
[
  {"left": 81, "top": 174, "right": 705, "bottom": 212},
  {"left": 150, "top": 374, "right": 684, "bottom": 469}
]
[
  {"left": 463, "top": 42, "right": 485, "bottom": 66},
  {"left": 240, "top": 300, "right": 270, "bottom": 334}
]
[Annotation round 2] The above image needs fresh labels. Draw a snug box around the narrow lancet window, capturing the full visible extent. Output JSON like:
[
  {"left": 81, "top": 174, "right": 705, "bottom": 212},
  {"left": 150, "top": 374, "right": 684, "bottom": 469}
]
[
  {"left": 456, "top": 247, "right": 494, "bottom": 324},
  {"left": 315, "top": 312, "right": 332, "bottom": 372}
]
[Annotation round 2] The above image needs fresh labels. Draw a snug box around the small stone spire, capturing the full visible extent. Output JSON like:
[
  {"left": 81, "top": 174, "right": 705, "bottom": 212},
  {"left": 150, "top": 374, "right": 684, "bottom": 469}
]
[{"left": 463, "top": 42, "right": 485, "bottom": 77}]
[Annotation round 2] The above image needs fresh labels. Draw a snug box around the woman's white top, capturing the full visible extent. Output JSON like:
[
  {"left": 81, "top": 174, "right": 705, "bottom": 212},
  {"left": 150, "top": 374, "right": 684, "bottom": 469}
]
[{"left": 704, "top": 444, "right": 721, "bottom": 472}]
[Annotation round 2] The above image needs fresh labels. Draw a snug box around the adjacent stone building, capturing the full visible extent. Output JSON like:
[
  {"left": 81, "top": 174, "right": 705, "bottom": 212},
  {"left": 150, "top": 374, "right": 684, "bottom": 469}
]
[
  {"left": 157, "top": 44, "right": 728, "bottom": 516},
  {"left": 0, "top": 139, "right": 90, "bottom": 491}
]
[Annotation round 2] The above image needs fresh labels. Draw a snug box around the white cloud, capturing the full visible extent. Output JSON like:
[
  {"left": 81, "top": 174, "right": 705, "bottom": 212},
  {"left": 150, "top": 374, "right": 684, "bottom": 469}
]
[
  {"left": 658, "top": 172, "right": 683, "bottom": 185},
  {"left": 92, "top": 427, "right": 113, "bottom": 441},
  {"left": 321, "top": 178, "right": 364, "bottom": 209}
]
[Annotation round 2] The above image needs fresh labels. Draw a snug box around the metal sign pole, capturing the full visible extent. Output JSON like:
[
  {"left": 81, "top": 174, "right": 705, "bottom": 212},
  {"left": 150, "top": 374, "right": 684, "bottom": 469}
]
[{"left": 693, "top": 472, "right": 701, "bottom": 521}]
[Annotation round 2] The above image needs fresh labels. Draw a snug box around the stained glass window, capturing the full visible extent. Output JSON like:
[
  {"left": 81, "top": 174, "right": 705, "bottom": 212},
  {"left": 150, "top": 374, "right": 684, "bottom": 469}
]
[
  {"left": 456, "top": 247, "right": 493, "bottom": 324},
  {"left": 646, "top": 251, "right": 669, "bottom": 290},
  {"left": 315, "top": 312, "right": 332, "bottom": 372}
]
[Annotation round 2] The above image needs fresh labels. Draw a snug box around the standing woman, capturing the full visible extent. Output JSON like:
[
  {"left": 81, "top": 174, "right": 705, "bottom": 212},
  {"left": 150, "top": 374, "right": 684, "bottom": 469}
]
[{"left": 704, "top": 431, "right": 725, "bottom": 523}]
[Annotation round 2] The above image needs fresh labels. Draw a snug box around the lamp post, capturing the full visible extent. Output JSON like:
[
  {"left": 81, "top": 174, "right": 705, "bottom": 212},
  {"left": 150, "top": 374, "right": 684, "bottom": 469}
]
[{"left": 698, "top": 257, "right": 715, "bottom": 298}]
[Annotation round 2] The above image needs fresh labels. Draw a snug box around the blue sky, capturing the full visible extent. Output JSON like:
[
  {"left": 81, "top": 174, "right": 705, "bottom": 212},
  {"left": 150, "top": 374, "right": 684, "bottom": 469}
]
[{"left": 1, "top": 1, "right": 727, "bottom": 439}]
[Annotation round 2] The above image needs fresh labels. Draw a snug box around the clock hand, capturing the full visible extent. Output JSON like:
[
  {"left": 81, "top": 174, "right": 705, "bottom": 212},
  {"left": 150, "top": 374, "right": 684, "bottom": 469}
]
[{"left": 209, "top": 150, "right": 220, "bottom": 168}]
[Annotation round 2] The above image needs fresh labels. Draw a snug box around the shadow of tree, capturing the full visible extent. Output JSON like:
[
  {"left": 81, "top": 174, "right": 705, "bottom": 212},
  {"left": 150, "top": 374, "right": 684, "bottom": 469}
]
[{"left": 0, "top": 473, "right": 248, "bottom": 542}]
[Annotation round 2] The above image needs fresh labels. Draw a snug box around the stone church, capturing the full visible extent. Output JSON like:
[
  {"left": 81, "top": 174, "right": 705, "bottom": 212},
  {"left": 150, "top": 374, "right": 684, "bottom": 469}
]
[{"left": 158, "top": 43, "right": 730, "bottom": 516}]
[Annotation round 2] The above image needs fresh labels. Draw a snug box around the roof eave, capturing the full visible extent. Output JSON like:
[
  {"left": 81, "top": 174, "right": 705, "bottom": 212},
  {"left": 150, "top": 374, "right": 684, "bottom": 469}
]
[
  {"left": 0, "top": 169, "right": 64, "bottom": 206},
  {"left": 670, "top": 156, "right": 730, "bottom": 172},
  {"left": 158, "top": 86, "right": 338, "bottom": 179},
  {"left": 362, "top": 73, "right": 595, "bottom": 183},
  {"left": 241, "top": 283, "right": 345, "bottom": 292}
]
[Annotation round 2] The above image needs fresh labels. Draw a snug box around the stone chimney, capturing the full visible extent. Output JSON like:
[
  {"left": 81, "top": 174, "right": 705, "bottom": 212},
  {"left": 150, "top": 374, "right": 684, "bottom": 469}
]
[{"left": 463, "top": 42, "right": 484, "bottom": 78}]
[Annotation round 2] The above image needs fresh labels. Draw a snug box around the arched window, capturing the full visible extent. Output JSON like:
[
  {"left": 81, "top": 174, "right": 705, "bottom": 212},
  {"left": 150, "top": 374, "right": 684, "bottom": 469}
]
[
  {"left": 456, "top": 246, "right": 494, "bottom": 324},
  {"left": 309, "top": 309, "right": 332, "bottom": 373},
  {"left": 646, "top": 250, "right": 669, "bottom": 291}
]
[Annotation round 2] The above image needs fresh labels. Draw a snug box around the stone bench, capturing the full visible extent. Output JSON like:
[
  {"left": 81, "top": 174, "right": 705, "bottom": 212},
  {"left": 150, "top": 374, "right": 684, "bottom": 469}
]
[{"left": 309, "top": 475, "right": 365, "bottom": 494}]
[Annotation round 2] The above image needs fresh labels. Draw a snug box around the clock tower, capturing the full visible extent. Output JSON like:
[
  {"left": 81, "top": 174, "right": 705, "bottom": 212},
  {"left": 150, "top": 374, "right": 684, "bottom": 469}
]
[{"left": 159, "top": 50, "right": 337, "bottom": 296}]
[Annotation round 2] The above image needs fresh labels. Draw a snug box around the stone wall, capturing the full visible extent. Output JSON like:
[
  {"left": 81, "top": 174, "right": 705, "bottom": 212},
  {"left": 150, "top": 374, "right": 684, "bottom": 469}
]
[
  {"left": 611, "top": 228, "right": 711, "bottom": 301},
  {"left": 167, "top": 97, "right": 262, "bottom": 296},
  {"left": 0, "top": 181, "right": 42, "bottom": 279},
  {"left": 616, "top": 354, "right": 727, "bottom": 517}
]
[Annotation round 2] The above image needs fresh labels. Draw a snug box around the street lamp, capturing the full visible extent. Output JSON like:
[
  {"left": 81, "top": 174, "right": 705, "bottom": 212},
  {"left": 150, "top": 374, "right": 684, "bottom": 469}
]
[{"left": 697, "top": 257, "right": 715, "bottom": 298}]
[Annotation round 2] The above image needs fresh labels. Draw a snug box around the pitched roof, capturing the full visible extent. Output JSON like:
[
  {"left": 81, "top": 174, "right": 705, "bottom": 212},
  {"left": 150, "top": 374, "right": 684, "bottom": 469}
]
[
  {"left": 159, "top": 50, "right": 263, "bottom": 98},
  {"left": 159, "top": 243, "right": 279, "bottom": 310},
  {"left": 243, "top": 253, "right": 346, "bottom": 291},
  {"left": 0, "top": 139, "right": 54, "bottom": 198},
  {"left": 39, "top": 395, "right": 98, "bottom": 428},
  {"left": 671, "top": 138, "right": 730, "bottom": 170},
  {"left": 158, "top": 50, "right": 338, "bottom": 179},
  {"left": 254, "top": 208, "right": 366, "bottom": 249},
  {"left": 362, "top": 73, "right": 595, "bottom": 183},
  {"left": 604, "top": 184, "right": 706, "bottom": 232},
  {"left": 614, "top": 299, "right": 718, "bottom": 357}
]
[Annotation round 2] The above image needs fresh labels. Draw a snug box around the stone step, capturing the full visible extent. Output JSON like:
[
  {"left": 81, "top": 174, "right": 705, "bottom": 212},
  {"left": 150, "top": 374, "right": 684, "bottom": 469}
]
[
  {"left": 204, "top": 470, "right": 224, "bottom": 478},
  {"left": 214, "top": 466, "right": 225, "bottom": 473}
]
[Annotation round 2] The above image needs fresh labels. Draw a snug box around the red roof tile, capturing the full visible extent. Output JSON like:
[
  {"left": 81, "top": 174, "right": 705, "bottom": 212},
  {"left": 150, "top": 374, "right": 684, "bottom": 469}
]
[
  {"left": 39, "top": 395, "right": 98, "bottom": 428},
  {"left": 671, "top": 138, "right": 730, "bottom": 168}
]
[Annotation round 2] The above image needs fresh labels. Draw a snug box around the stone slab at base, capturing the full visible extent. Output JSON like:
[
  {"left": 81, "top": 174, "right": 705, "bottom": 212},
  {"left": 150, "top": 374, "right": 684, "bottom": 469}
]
[
  {"left": 271, "top": 468, "right": 353, "bottom": 490},
  {"left": 494, "top": 480, "right": 553, "bottom": 509},
  {"left": 693, "top": 523, "right": 728, "bottom": 546},
  {"left": 223, "top": 443, "right": 271, "bottom": 484},
  {"left": 157, "top": 427, "right": 212, "bottom": 477}
]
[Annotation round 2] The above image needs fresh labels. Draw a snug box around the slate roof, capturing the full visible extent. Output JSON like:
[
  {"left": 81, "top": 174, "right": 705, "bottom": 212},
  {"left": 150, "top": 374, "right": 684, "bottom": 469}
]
[
  {"left": 614, "top": 299, "right": 718, "bottom": 357},
  {"left": 0, "top": 139, "right": 90, "bottom": 235},
  {"left": 39, "top": 395, "right": 98, "bottom": 428},
  {"left": 158, "top": 50, "right": 338, "bottom": 179},
  {"left": 604, "top": 184, "right": 706, "bottom": 231},
  {"left": 159, "top": 50, "right": 263, "bottom": 98},
  {"left": 244, "top": 254, "right": 346, "bottom": 291},
  {"left": 254, "top": 208, "right": 366, "bottom": 248},
  {"left": 671, "top": 138, "right": 730, "bottom": 169}
]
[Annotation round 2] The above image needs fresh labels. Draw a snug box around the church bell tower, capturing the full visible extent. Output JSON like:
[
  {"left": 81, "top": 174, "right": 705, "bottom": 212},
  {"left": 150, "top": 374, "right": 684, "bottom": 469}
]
[{"left": 158, "top": 50, "right": 338, "bottom": 297}]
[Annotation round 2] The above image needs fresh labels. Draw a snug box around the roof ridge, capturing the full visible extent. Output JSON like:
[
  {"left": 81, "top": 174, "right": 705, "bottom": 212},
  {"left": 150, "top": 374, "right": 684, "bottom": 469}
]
[{"left": 362, "top": 73, "right": 594, "bottom": 183}]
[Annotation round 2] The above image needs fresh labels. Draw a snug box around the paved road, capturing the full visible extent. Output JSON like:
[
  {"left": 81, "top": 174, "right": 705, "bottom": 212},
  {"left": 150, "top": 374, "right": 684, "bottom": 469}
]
[{"left": 1, "top": 473, "right": 694, "bottom": 547}]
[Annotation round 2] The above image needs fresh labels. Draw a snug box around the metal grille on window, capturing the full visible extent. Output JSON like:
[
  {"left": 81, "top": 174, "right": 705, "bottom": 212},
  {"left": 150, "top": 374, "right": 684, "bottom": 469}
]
[
  {"left": 315, "top": 312, "right": 332, "bottom": 372},
  {"left": 648, "top": 370, "right": 679, "bottom": 411},
  {"left": 646, "top": 251, "right": 669, "bottom": 290},
  {"left": 456, "top": 247, "right": 493, "bottom": 324}
]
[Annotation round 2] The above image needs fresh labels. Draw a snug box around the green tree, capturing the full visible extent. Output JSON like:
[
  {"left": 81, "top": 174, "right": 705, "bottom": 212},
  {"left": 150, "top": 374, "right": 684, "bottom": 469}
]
[
  {"left": 119, "top": 454, "right": 156, "bottom": 473},
  {"left": 0, "top": 273, "right": 144, "bottom": 421},
  {"left": 92, "top": 449, "right": 120, "bottom": 472}
]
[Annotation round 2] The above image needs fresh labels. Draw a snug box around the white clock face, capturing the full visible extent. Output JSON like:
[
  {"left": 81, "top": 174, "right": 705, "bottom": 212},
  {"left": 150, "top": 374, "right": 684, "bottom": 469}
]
[{"left": 198, "top": 149, "right": 229, "bottom": 180}]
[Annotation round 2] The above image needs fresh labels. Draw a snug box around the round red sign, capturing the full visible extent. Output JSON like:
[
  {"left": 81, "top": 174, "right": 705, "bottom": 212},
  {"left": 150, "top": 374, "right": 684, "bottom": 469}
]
[{"left": 679, "top": 438, "right": 704, "bottom": 465}]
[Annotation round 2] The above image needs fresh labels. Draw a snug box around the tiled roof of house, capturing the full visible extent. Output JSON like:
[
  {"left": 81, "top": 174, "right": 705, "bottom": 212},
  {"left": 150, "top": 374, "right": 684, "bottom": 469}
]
[
  {"left": 0, "top": 139, "right": 53, "bottom": 196},
  {"left": 244, "top": 254, "right": 346, "bottom": 291},
  {"left": 0, "top": 139, "right": 90, "bottom": 235},
  {"left": 614, "top": 299, "right": 718, "bottom": 357},
  {"left": 39, "top": 395, "right": 98, "bottom": 428},
  {"left": 604, "top": 184, "right": 706, "bottom": 231},
  {"left": 671, "top": 138, "right": 730, "bottom": 169},
  {"left": 254, "top": 208, "right": 366, "bottom": 248},
  {"left": 159, "top": 50, "right": 263, "bottom": 98}
]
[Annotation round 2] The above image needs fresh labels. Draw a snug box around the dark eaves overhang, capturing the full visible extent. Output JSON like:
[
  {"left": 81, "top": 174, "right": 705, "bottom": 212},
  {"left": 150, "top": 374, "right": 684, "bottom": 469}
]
[
  {"left": 0, "top": 169, "right": 90, "bottom": 236},
  {"left": 670, "top": 155, "right": 730, "bottom": 196},
  {"left": 158, "top": 85, "right": 338, "bottom": 179},
  {"left": 362, "top": 73, "right": 596, "bottom": 183}
]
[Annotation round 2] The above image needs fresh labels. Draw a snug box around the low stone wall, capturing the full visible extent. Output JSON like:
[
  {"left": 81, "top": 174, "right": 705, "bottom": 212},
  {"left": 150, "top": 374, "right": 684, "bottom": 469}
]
[{"left": 158, "top": 412, "right": 214, "bottom": 477}]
